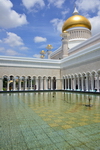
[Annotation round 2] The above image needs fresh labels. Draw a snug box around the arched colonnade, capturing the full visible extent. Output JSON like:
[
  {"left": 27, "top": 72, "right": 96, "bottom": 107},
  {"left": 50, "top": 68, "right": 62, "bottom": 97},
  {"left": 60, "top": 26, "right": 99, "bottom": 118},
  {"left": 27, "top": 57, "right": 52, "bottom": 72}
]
[
  {"left": 1, "top": 70, "right": 100, "bottom": 92},
  {"left": 62, "top": 70, "right": 100, "bottom": 92},
  {"left": 2, "top": 76, "right": 57, "bottom": 91}
]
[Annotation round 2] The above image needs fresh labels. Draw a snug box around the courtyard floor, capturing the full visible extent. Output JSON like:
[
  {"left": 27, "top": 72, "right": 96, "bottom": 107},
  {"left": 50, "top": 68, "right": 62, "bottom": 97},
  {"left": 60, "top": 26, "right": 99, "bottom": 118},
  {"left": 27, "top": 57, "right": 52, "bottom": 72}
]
[{"left": 0, "top": 92, "right": 100, "bottom": 150}]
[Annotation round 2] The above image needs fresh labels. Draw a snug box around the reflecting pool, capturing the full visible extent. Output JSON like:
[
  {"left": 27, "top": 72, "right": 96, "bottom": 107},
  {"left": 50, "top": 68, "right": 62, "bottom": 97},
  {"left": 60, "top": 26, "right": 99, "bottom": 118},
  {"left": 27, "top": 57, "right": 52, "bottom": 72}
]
[{"left": 0, "top": 92, "right": 100, "bottom": 150}]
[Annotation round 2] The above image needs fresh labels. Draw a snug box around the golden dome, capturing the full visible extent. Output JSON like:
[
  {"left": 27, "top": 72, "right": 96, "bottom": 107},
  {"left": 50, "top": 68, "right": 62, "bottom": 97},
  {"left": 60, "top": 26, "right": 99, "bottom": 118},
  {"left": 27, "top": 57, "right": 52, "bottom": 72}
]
[
  {"left": 40, "top": 55, "right": 45, "bottom": 58},
  {"left": 46, "top": 44, "right": 53, "bottom": 50},
  {"left": 40, "top": 50, "right": 45, "bottom": 54},
  {"left": 62, "top": 14, "right": 91, "bottom": 32}
]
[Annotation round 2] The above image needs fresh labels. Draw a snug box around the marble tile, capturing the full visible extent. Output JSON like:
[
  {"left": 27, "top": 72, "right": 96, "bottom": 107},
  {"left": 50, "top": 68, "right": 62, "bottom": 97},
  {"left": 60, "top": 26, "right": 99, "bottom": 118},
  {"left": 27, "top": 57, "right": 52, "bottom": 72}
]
[{"left": 0, "top": 92, "right": 100, "bottom": 150}]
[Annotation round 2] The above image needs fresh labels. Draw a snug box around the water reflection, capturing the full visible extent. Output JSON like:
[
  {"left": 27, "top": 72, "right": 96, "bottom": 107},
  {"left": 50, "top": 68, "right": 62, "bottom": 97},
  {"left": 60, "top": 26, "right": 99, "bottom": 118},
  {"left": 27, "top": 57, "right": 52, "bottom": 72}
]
[
  {"left": 0, "top": 92, "right": 100, "bottom": 131},
  {"left": 14, "top": 92, "right": 100, "bottom": 112}
]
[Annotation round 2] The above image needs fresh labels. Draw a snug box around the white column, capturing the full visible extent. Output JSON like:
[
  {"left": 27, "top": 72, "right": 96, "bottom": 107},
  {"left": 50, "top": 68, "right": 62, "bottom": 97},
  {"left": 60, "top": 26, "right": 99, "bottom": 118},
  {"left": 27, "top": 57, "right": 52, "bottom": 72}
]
[
  {"left": 7, "top": 78, "right": 9, "bottom": 91},
  {"left": 91, "top": 75, "right": 94, "bottom": 91},
  {"left": 68, "top": 77, "right": 69, "bottom": 89},
  {"left": 28, "top": 79, "right": 30, "bottom": 90},
  {"left": 0, "top": 78, "right": 3, "bottom": 91},
  {"left": 62, "top": 39, "right": 68, "bottom": 58},
  {"left": 56, "top": 79, "right": 61, "bottom": 90},
  {"left": 47, "top": 78, "right": 49, "bottom": 90},
  {"left": 40, "top": 77, "right": 43, "bottom": 90},
  {"left": 44, "top": 78, "right": 47, "bottom": 90},
  {"left": 78, "top": 76, "right": 80, "bottom": 90},
  {"left": 74, "top": 77, "right": 76, "bottom": 90},
  {"left": 65, "top": 77, "right": 67, "bottom": 90},
  {"left": 51, "top": 78, "right": 53, "bottom": 90},
  {"left": 97, "top": 74, "right": 99, "bottom": 92},
  {"left": 31, "top": 78, "right": 33, "bottom": 90},
  {"left": 33, "top": 77, "right": 35, "bottom": 90},
  {"left": 19, "top": 78, "right": 21, "bottom": 91},
  {"left": 61, "top": 32, "right": 69, "bottom": 58},
  {"left": 22, "top": 79, "right": 24, "bottom": 90},
  {"left": 66, "top": 78, "right": 67, "bottom": 89},
  {"left": 13, "top": 78, "right": 16, "bottom": 91},
  {"left": 81, "top": 76, "right": 84, "bottom": 91},
  {"left": 73, "top": 77, "right": 75, "bottom": 90},
  {"left": 62, "top": 78, "right": 64, "bottom": 90},
  {"left": 36, "top": 78, "right": 38, "bottom": 90},
  {"left": 56, "top": 78, "right": 59, "bottom": 90},
  {"left": 43, "top": 78, "right": 44, "bottom": 90},
  {"left": 55, "top": 79, "right": 57, "bottom": 90},
  {"left": 86, "top": 75, "right": 89, "bottom": 91},
  {"left": 46, "top": 78, "right": 48, "bottom": 90},
  {"left": 25, "top": 78, "right": 27, "bottom": 90},
  {"left": 71, "top": 78, "right": 73, "bottom": 90}
]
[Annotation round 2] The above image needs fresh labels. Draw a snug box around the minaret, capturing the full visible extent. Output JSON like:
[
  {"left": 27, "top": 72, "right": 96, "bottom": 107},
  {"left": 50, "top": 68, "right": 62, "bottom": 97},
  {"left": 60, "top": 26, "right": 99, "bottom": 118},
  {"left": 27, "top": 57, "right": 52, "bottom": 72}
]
[{"left": 61, "top": 31, "right": 69, "bottom": 58}]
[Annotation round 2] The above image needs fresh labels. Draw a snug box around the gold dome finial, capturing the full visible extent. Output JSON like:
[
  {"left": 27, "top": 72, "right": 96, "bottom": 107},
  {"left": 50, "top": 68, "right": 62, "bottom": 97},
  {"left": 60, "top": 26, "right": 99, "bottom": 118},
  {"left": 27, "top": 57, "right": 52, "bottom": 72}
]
[
  {"left": 62, "top": 7, "right": 91, "bottom": 32},
  {"left": 40, "top": 50, "right": 46, "bottom": 54},
  {"left": 73, "top": 6, "right": 79, "bottom": 15},
  {"left": 40, "top": 55, "right": 45, "bottom": 59},
  {"left": 46, "top": 44, "right": 53, "bottom": 50}
]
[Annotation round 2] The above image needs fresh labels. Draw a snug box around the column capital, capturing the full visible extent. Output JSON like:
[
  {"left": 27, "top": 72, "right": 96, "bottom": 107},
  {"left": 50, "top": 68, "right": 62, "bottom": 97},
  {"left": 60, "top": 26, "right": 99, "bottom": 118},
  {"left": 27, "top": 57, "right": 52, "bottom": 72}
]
[
  {"left": 60, "top": 32, "right": 70, "bottom": 38},
  {"left": 68, "top": 76, "right": 71, "bottom": 79},
  {"left": 86, "top": 74, "right": 89, "bottom": 77},
  {"left": 96, "top": 73, "right": 99, "bottom": 77},
  {"left": 62, "top": 39, "right": 68, "bottom": 45},
  {"left": 74, "top": 76, "right": 77, "bottom": 79}
]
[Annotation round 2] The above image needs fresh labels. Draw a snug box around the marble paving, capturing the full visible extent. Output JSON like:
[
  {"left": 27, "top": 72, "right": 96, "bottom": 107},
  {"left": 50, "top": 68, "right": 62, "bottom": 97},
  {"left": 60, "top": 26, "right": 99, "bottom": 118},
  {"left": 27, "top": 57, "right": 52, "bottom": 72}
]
[{"left": 0, "top": 92, "right": 100, "bottom": 150}]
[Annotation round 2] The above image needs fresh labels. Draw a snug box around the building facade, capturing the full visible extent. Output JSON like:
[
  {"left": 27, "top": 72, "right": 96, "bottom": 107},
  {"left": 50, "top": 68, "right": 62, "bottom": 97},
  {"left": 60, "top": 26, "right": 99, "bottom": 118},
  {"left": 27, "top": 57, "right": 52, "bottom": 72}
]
[{"left": 0, "top": 8, "right": 100, "bottom": 92}]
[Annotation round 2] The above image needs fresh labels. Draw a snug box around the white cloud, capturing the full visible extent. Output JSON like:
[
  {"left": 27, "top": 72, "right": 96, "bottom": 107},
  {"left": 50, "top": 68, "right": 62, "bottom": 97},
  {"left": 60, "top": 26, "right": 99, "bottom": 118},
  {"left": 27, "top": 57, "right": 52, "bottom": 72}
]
[
  {"left": 0, "top": 0, "right": 28, "bottom": 28},
  {"left": 76, "top": 0, "right": 100, "bottom": 12},
  {"left": 62, "top": 9, "right": 70, "bottom": 18},
  {"left": 0, "top": 47, "right": 5, "bottom": 52},
  {"left": 76, "top": 0, "right": 100, "bottom": 35},
  {"left": 48, "top": 0, "right": 65, "bottom": 8},
  {"left": 0, "top": 47, "right": 21, "bottom": 56},
  {"left": 22, "top": 0, "right": 45, "bottom": 10},
  {"left": 38, "top": 44, "right": 47, "bottom": 49},
  {"left": 34, "top": 36, "right": 47, "bottom": 43},
  {"left": 3, "top": 32, "right": 24, "bottom": 47},
  {"left": 50, "top": 18, "right": 64, "bottom": 33},
  {"left": 89, "top": 15, "right": 100, "bottom": 35},
  {"left": 33, "top": 54, "right": 40, "bottom": 58},
  {"left": 1, "top": 32, "right": 29, "bottom": 52},
  {"left": 6, "top": 49, "right": 21, "bottom": 56},
  {"left": 20, "top": 46, "right": 29, "bottom": 50}
]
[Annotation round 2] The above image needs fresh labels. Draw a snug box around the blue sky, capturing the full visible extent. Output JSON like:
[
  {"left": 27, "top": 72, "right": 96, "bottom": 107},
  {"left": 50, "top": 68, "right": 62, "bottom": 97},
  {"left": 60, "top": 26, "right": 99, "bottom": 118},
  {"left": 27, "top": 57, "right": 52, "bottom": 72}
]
[{"left": 0, "top": 0, "right": 100, "bottom": 58}]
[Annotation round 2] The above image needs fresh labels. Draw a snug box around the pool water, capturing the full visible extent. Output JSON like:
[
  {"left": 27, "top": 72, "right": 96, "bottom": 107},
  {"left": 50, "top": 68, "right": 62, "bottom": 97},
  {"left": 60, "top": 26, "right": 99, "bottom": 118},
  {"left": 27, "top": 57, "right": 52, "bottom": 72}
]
[{"left": 0, "top": 92, "right": 100, "bottom": 150}]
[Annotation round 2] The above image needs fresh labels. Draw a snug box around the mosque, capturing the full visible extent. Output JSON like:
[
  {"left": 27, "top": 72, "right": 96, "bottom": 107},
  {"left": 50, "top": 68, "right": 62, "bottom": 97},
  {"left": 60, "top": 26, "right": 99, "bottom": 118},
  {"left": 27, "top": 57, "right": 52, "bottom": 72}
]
[{"left": 0, "top": 8, "right": 100, "bottom": 92}]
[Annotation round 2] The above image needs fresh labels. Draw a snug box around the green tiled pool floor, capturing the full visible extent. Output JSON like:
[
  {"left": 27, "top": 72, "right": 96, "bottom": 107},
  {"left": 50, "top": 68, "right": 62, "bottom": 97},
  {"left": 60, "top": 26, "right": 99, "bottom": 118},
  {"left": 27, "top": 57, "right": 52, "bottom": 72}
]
[{"left": 0, "top": 92, "right": 100, "bottom": 150}]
